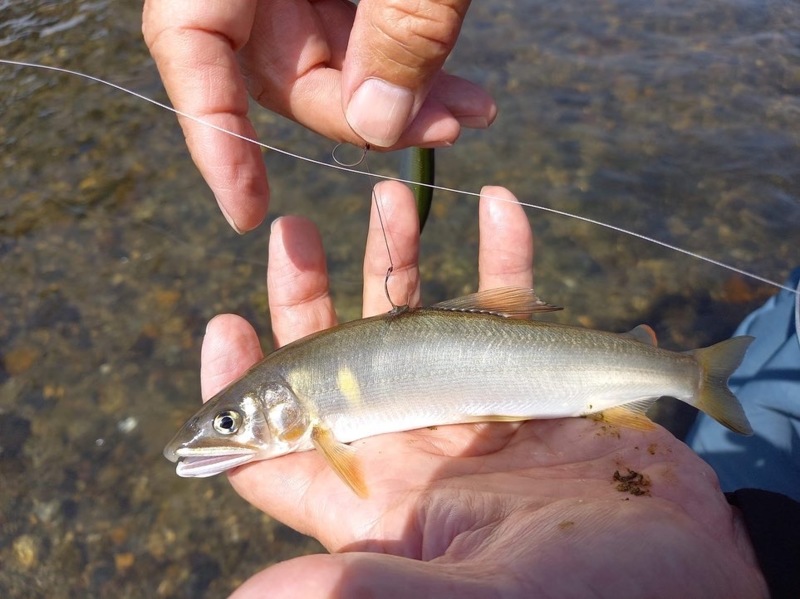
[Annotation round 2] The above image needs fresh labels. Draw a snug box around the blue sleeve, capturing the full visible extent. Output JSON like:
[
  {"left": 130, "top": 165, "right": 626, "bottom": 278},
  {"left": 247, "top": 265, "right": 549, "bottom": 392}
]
[{"left": 686, "top": 268, "right": 800, "bottom": 501}]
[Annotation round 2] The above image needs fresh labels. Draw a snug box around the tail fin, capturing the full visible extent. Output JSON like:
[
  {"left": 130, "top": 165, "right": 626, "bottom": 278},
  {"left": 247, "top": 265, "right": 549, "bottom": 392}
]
[{"left": 689, "top": 336, "right": 754, "bottom": 435}]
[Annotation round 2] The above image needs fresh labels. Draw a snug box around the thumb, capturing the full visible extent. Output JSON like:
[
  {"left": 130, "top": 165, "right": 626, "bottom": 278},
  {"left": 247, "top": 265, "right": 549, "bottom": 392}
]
[
  {"left": 342, "top": 0, "right": 472, "bottom": 147},
  {"left": 229, "top": 552, "right": 493, "bottom": 599},
  {"left": 200, "top": 314, "right": 262, "bottom": 401}
]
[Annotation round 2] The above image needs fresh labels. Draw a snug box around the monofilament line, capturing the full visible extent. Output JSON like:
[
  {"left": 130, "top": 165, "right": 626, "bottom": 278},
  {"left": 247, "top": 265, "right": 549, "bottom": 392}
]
[
  {"left": 332, "top": 144, "right": 402, "bottom": 311},
  {"left": 2, "top": 59, "right": 797, "bottom": 297},
  {"left": 370, "top": 168, "right": 404, "bottom": 312}
]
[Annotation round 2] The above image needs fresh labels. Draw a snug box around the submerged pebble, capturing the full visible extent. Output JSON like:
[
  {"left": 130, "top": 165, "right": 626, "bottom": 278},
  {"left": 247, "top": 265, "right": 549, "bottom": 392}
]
[{"left": 12, "top": 535, "right": 39, "bottom": 569}]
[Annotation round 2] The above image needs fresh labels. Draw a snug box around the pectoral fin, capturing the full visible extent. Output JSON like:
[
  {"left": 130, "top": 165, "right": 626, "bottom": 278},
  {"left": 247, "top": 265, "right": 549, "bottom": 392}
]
[
  {"left": 311, "top": 425, "right": 368, "bottom": 498},
  {"left": 593, "top": 399, "right": 658, "bottom": 431}
]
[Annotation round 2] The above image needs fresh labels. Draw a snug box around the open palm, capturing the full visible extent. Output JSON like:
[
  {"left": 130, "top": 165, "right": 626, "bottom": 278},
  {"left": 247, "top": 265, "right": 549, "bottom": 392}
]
[{"left": 199, "top": 182, "right": 766, "bottom": 598}]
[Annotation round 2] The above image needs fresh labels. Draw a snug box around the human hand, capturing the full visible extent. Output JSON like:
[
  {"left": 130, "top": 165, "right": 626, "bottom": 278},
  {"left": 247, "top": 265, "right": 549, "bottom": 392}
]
[
  {"left": 199, "top": 182, "right": 767, "bottom": 598},
  {"left": 142, "top": 0, "right": 495, "bottom": 232}
]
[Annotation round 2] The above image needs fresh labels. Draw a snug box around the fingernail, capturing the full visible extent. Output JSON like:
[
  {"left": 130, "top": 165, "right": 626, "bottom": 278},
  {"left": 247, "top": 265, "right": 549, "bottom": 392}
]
[
  {"left": 215, "top": 194, "right": 245, "bottom": 235},
  {"left": 346, "top": 79, "right": 414, "bottom": 147},
  {"left": 457, "top": 115, "right": 490, "bottom": 129}
]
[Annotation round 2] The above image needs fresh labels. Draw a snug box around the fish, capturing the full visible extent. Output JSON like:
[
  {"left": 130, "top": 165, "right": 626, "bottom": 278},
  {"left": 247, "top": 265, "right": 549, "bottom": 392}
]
[{"left": 163, "top": 287, "right": 753, "bottom": 497}]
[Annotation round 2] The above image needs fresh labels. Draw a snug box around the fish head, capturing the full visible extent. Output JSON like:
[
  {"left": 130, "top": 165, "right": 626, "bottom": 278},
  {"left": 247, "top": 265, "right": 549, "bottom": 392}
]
[{"left": 163, "top": 379, "right": 311, "bottom": 477}]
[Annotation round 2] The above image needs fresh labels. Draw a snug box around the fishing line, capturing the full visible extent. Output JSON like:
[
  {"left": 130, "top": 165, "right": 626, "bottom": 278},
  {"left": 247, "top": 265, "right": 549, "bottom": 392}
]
[
  {"left": 2, "top": 58, "right": 798, "bottom": 297},
  {"left": 332, "top": 142, "right": 403, "bottom": 310},
  {"left": 365, "top": 153, "right": 404, "bottom": 312},
  {"left": 370, "top": 176, "right": 401, "bottom": 311},
  {"left": 330, "top": 142, "right": 367, "bottom": 168}
]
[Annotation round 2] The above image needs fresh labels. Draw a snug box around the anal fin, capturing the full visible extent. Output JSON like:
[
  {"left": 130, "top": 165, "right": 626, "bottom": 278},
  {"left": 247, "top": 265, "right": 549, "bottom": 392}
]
[
  {"left": 311, "top": 424, "right": 368, "bottom": 498},
  {"left": 594, "top": 398, "right": 658, "bottom": 431}
]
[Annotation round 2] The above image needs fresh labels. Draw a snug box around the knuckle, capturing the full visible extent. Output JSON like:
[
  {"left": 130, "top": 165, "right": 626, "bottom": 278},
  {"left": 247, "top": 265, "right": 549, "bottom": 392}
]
[{"left": 376, "top": 0, "right": 467, "bottom": 69}]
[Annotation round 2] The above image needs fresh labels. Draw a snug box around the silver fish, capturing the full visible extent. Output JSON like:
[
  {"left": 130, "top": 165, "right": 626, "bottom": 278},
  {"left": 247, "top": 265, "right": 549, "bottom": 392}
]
[{"left": 164, "top": 288, "right": 752, "bottom": 496}]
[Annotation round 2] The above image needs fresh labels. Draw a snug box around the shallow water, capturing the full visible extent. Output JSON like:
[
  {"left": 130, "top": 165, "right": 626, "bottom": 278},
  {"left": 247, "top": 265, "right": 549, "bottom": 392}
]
[{"left": 1, "top": 0, "right": 798, "bottom": 596}]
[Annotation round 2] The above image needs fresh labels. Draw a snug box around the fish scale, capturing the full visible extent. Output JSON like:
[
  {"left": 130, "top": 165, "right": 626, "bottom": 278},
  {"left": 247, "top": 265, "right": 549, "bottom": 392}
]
[{"left": 164, "top": 287, "right": 753, "bottom": 496}]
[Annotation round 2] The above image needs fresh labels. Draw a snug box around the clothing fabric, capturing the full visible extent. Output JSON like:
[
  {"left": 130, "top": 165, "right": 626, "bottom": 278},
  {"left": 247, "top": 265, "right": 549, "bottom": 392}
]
[
  {"left": 687, "top": 268, "right": 800, "bottom": 501},
  {"left": 726, "top": 489, "right": 800, "bottom": 599}
]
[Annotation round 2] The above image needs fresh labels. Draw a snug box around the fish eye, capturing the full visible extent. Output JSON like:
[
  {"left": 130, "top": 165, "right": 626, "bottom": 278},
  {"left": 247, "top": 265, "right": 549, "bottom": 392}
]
[{"left": 212, "top": 410, "right": 242, "bottom": 435}]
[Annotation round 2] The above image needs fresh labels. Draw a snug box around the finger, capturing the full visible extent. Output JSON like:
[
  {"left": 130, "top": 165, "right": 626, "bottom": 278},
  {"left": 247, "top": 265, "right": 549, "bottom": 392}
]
[
  {"left": 342, "top": 0, "right": 487, "bottom": 147},
  {"left": 239, "top": 0, "right": 352, "bottom": 120},
  {"left": 240, "top": 0, "right": 464, "bottom": 149},
  {"left": 268, "top": 216, "right": 337, "bottom": 347},
  {"left": 478, "top": 186, "right": 534, "bottom": 291},
  {"left": 428, "top": 72, "right": 498, "bottom": 129},
  {"left": 230, "top": 553, "right": 493, "bottom": 599},
  {"left": 262, "top": 64, "right": 464, "bottom": 149},
  {"left": 200, "top": 314, "right": 263, "bottom": 401},
  {"left": 143, "top": 0, "right": 268, "bottom": 232},
  {"left": 362, "top": 181, "right": 421, "bottom": 316}
]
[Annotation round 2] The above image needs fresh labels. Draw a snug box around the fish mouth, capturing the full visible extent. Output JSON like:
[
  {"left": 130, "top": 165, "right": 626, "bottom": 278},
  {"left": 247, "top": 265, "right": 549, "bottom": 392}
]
[{"left": 173, "top": 449, "right": 258, "bottom": 478}]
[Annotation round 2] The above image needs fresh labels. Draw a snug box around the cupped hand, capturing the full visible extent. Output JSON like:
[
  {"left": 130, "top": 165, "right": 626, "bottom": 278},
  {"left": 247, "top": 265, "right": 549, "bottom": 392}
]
[
  {"left": 200, "top": 182, "right": 767, "bottom": 598},
  {"left": 142, "top": 0, "right": 495, "bottom": 232}
]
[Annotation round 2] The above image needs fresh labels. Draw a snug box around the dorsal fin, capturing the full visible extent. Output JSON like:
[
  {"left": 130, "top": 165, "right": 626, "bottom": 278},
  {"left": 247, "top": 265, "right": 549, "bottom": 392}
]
[
  {"left": 620, "top": 324, "right": 658, "bottom": 347},
  {"left": 431, "top": 287, "right": 562, "bottom": 318}
]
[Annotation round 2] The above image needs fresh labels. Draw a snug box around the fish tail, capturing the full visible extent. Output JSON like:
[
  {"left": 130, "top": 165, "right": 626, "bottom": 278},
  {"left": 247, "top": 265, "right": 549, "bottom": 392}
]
[{"left": 688, "top": 336, "right": 754, "bottom": 435}]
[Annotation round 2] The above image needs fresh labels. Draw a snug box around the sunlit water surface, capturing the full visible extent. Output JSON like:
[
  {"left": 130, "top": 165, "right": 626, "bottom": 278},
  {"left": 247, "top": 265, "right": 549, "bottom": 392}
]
[{"left": 1, "top": 0, "right": 798, "bottom": 596}]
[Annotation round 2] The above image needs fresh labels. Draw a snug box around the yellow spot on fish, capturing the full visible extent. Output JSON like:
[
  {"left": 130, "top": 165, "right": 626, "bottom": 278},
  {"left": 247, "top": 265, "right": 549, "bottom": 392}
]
[
  {"left": 337, "top": 366, "right": 362, "bottom": 407},
  {"left": 286, "top": 368, "right": 312, "bottom": 392}
]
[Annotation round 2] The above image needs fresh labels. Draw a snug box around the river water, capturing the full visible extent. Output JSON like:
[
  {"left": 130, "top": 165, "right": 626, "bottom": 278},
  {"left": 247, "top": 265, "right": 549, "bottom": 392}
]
[{"left": 1, "top": 0, "right": 798, "bottom": 596}]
